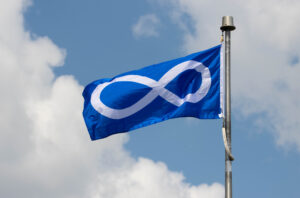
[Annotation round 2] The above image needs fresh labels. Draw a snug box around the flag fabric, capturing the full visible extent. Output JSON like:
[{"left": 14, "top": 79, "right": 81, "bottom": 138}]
[{"left": 82, "top": 45, "right": 223, "bottom": 140}]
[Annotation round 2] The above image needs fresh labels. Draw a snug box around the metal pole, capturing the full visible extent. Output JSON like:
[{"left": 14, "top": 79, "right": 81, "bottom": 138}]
[
  {"left": 224, "top": 30, "right": 232, "bottom": 198},
  {"left": 220, "top": 16, "right": 235, "bottom": 198}
]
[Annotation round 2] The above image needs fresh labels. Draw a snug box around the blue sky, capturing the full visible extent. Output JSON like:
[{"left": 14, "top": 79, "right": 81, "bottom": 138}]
[{"left": 1, "top": 0, "right": 300, "bottom": 198}]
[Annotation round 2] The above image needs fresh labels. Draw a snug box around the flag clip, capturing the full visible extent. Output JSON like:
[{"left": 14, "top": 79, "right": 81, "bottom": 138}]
[{"left": 220, "top": 31, "right": 224, "bottom": 43}]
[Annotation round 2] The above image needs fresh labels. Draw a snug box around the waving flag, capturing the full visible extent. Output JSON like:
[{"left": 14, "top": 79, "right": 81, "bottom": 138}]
[{"left": 82, "top": 45, "right": 223, "bottom": 140}]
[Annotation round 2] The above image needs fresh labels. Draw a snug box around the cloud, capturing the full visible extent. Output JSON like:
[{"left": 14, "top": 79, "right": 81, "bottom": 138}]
[
  {"left": 132, "top": 14, "right": 161, "bottom": 38},
  {"left": 0, "top": 0, "right": 223, "bottom": 197},
  {"left": 89, "top": 158, "right": 224, "bottom": 198},
  {"left": 151, "top": 0, "right": 300, "bottom": 150}
]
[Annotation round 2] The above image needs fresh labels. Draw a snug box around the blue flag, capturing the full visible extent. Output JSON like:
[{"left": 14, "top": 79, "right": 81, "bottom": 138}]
[{"left": 83, "top": 45, "right": 223, "bottom": 140}]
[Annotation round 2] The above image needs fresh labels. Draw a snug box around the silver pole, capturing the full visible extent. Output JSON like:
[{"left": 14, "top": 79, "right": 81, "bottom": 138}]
[{"left": 220, "top": 16, "right": 235, "bottom": 198}]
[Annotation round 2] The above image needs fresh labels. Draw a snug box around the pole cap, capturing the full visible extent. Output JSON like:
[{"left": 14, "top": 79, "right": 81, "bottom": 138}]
[{"left": 220, "top": 16, "right": 236, "bottom": 31}]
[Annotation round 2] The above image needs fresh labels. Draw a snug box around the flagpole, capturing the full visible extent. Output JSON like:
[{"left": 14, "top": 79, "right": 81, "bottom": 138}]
[{"left": 220, "top": 16, "right": 235, "bottom": 198}]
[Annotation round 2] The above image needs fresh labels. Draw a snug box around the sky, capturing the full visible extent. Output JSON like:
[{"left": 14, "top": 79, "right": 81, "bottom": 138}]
[{"left": 1, "top": 0, "right": 300, "bottom": 198}]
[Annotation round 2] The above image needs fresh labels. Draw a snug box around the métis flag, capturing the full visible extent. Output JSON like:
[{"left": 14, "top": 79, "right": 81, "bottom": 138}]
[{"left": 82, "top": 45, "right": 223, "bottom": 140}]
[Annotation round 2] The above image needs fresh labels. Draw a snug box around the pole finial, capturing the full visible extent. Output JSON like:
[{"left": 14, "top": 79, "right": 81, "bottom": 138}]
[{"left": 220, "top": 16, "right": 236, "bottom": 31}]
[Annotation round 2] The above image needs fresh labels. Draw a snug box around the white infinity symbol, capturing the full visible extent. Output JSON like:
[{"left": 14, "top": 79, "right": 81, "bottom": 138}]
[{"left": 91, "top": 60, "right": 211, "bottom": 119}]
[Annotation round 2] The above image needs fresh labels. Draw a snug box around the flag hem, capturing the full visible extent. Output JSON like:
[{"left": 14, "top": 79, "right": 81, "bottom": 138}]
[{"left": 219, "top": 44, "right": 224, "bottom": 118}]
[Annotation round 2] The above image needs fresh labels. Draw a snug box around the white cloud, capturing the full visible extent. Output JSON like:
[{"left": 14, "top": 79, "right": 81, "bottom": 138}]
[
  {"left": 0, "top": 0, "right": 223, "bottom": 197},
  {"left": 89, "top": 158, "right": 224, "bottom": 198},
  {"left": 132, "top": 14, "right": 161, "bottom": 38},
  {"left": 152, "top": 0, "right": 300, "bottom": 150}
]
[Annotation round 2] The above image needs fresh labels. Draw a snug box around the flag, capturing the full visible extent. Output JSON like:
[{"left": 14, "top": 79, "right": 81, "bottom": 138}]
[{"left": 82, "top": 45, "right": 223, "bottom": 140}]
